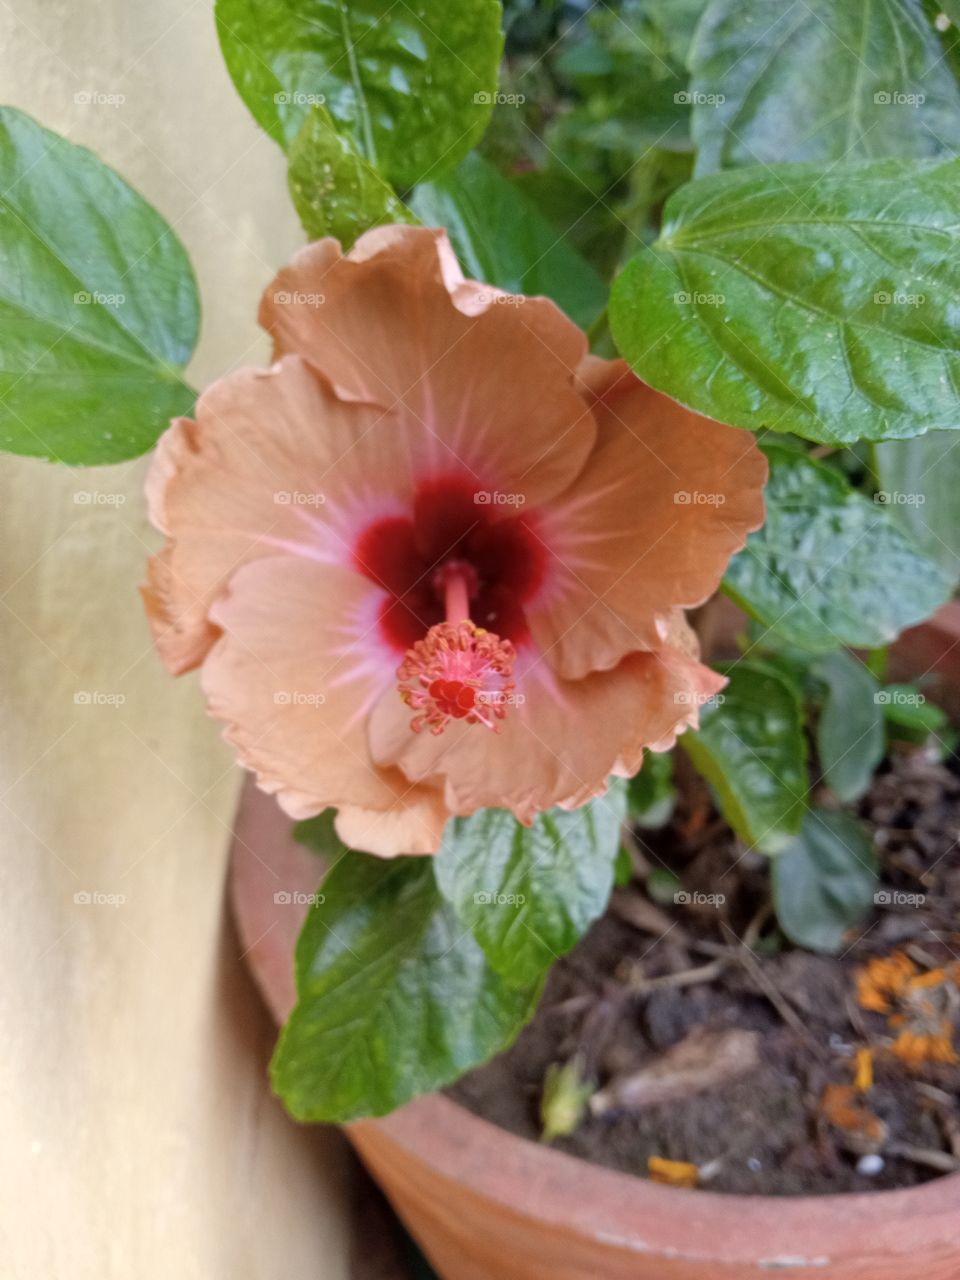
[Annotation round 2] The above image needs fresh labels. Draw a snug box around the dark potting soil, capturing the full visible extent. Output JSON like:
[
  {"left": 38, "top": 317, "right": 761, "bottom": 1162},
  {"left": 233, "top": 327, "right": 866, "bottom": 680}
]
[{"left": 448, "top": 745, "right": 960, "bottom": 1195}]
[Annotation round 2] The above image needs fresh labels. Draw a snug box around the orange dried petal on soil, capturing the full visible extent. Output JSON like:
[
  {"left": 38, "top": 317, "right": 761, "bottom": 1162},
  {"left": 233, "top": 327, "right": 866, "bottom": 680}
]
[
  {"left": 648, "top": 1156, "right": 699, "bottom": 1188},
  {"left": 853, "top": 1047, "right": 873, "bottom": 1092},
  {"left": 819, "top": 1084, "right": 885, "bottom": 1145},
  {"left": 891, "top": 1023, "right": 959, "bottom": 1071},
  {"left": 856, "top": 952, "right": 917, "bottom": 1013},
  {"left": 891, "top": 1031, "right": 925, "bottom": 1071},
  {"left": 855, "top": 953, "right": 960, "bottom": 1073}
]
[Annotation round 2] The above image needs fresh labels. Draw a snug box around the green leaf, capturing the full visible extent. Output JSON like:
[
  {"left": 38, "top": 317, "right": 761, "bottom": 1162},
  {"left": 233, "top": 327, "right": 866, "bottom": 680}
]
[
  {"left": 639, "top": 0, "right": 709, "bottom": 66},
  {"left": 681, "top": 661, "right": 808, "bottom": 854},
  {"left": 271, "top": 854, "right": 541, "bottom": 1122},
  {"left": 646, "top": 867, "right": 683, "bottom": 905},
  {"left": 874, "top": 432, "right": 960, "bottom": 585},
  {"left": 434, "top": 786, "right": 626, "bottom": 988},
  {"left": 772, "top": 809, "right": 878, "bottom": 954},
  {"left": 609, "top": 157, "right": 960, "bottom": 445},
  {"left": 724, "top": 448, "right": 952, "bottom": 651},
  {"left": 813, "top": 652, "right": 885, "bottom": 804},
  {"left": 215, "top": 0, "right": 503, "bottom": 188},
  {"left": 865, "top": 646, "right": 890, "bottom": 681},
  {"left": 627, "top": 749, "right": 676, "bottom": 829},
  {"left": 410, "top": 153, "right": 607, "bottom": 329},
  {"left": 287, "top": 105, "right": 416, "bottom": 246},
  {"left": 690, "top": 0, "right": 960, "bottom": 175},
  {"left": 613, "top": 845, "right": 633, "bottom": 888},
  {"left": 484, "top": 0, "right": 706, "bottom": 267},
  {"left": 879, "top": 682, "right": 949, "bottom": 734},
  {"left": 291, "top": 808, "right": 347, "bottom": 857},
  {"left": 738, "top": 619, "right": 818, "bottom": 697},
  {"left": 550, "top": 0, "right": 701, "bottom": 153},
  {"left": 0, "top": 107, "right": 197, "bottom": 464}
]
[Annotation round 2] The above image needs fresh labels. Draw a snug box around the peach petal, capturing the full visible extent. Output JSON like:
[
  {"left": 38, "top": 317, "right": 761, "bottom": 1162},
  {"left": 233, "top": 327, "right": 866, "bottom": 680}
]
[
  {"left": 354, "top": 226, "right": 580, "bottom": 343},
  {"left": 259, "top": 227, "right": 595, "bottom": 508},
  {"left": 141, "top": 356, "right": 414, "bottom": 674},
  {"left": 141, "top": 543, "right": 214, "bottom": 675},
  {"left": 525, "top": 359, "right": 767, "bottom": 679},
  {"left": 334, "top": 797, "right": 449, "bottom": 858},
  {"left": 368, "top": 640, "right": 725, "bottom": 825},
  {"left": 201, "top": 555, "right": 443, "bottom": 823}
]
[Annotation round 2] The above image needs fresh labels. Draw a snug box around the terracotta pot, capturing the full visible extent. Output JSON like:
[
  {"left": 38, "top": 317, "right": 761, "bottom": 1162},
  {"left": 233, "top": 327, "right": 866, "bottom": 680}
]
[{"left": 229, "top": 613, "right": 960, "bottom": 1280}]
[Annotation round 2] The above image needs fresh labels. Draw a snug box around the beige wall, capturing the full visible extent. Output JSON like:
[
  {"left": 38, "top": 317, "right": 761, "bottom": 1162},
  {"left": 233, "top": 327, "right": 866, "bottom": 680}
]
[{"left": 0, "top": 2, "right": 351, "bottom": 1277}]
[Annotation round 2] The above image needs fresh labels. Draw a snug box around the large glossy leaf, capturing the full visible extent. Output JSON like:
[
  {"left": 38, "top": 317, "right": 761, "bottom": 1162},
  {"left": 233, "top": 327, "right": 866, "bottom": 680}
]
[
  {"left": 724, "top": 448, "right": 951, "bottom": 651},
  {"left": 215, "top": 0, "right": 503, "bottom": 189},
  {"left": 287, "top": 105, "right": 415, "bottom": 246},
  {"left": 0, "top": 108, "right": 197, "bottom": 464},
  {"left": 609, "top": 158, "right": 960, "bottom": 445},
  {"left": 410, "top": 153, "right": 607, "bottom": 329},
  {"left": 271, "top": 855, "right": 541, "bottom": 1121},
  {"left": 681, "top": 661, "right": 808, "bottom": 854},
  {"left": 874, "top": 432, "right": 960, "bottom": 584},
  {"left": 772, "top": 809, "right": 878, "bottom": 954},
  {"left": 434, "top": 786, "right": 626, "bottom": 989},
  {"left": 813, "top": 652, "right": 885, "bottom": 804},
  {"left": 691, "top": 0, "right": 960, "bottom": 175}
]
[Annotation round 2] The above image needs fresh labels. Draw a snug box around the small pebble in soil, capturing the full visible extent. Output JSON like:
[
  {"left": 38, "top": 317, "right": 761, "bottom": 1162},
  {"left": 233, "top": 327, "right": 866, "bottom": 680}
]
[
  {"left": 747, "top": 1157, "right": 762, "bottom": 1172},
  {"left": 857, "top": 1154, "right": 885, "bottom": 1177}
]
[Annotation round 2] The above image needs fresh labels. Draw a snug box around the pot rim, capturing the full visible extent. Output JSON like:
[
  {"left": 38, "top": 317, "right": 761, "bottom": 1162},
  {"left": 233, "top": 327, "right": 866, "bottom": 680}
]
[{"left": 349, "top": 1092, "right": 960, "bottom": 1264}]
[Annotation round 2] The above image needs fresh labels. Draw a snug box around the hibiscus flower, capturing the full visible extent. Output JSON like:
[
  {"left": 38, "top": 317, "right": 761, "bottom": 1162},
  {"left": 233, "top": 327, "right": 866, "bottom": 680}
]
[{"left": 142, "top": 226, "right": 766, "bottom": 857}]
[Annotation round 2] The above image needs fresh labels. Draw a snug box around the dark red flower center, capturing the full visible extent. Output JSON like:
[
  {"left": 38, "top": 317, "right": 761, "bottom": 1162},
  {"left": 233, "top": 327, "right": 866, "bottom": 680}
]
[{"left": 352, "top": 473, "right": 546, "bottom": 652}]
